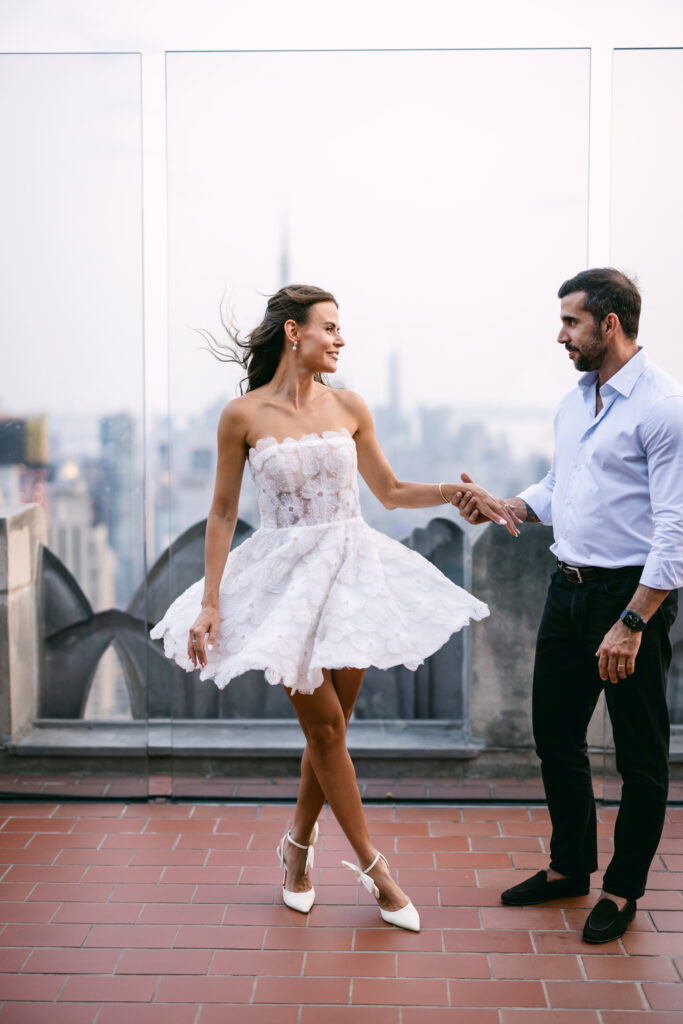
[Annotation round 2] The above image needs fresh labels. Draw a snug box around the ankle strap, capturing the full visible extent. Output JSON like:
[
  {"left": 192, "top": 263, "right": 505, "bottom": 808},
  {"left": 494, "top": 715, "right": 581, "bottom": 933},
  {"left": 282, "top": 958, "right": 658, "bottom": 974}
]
[
  {"left": 363, "top": 850, "right": 386, "bottom": 874},
  {"left": 286, "top": 830, "right": 309, "bottom": 851}
]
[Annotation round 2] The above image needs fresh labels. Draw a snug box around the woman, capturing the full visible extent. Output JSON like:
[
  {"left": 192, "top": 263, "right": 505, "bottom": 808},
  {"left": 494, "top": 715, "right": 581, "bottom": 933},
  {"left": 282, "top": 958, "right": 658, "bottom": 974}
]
[{"left": 151, "top": 284, "right": 518, "bottom": 932}]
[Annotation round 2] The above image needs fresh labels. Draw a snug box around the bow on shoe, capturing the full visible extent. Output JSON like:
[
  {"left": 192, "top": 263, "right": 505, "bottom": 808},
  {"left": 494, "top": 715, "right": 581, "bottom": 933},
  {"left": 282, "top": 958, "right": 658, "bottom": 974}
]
[{"left": 341, "top": 859, "right": 380, "bottom": 897}]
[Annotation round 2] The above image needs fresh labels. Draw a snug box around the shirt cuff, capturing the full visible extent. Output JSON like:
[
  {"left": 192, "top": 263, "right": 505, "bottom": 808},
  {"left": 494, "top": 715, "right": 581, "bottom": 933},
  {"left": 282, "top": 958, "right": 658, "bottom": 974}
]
[{"left": 517, "top": 484, "right": 553, "bottom": 526}]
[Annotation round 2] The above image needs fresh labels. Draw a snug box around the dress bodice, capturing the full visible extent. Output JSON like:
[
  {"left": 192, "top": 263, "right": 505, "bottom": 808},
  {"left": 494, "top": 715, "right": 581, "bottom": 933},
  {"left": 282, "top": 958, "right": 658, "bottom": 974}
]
[{"left": 248, "top": 428, "right": 362, "bottom": 529}]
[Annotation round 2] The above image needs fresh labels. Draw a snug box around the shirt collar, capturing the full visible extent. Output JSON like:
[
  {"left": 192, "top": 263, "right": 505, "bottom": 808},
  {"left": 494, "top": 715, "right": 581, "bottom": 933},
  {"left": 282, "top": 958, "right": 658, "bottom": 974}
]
[{"left": 578, "top": 347, "right": 648, "bottom": 397}]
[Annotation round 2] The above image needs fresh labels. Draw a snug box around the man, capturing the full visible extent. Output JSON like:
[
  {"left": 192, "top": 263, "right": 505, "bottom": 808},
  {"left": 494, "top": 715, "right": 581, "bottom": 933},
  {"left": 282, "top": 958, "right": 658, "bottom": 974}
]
[{"left": 455, "top": 268, "right": 683, "bottom": 943}]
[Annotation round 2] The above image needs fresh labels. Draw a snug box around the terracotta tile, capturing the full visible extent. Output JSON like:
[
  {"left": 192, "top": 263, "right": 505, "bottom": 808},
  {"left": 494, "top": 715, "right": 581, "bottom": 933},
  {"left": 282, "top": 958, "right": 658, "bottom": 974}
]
[
  {"left": 102, "top": 834, "right": 176, "bottom": 850},
  {"left": 265, "top": 926, "right": 352, "bottom": 951},
  {"left": 651, "top": 910, "right": 683, "bottom": 931},
  {"left": 195, "top": 883, "right": 274, "bottom": 904},
  {"left": 96, "top": 1005, "right": 197, "bottom": 1024},
  {"left": 53, "top": 803, "right": 126, "bottom": 817},
  {"left": 211, "top": 949, "right": 303, "bottom": 975},
  {"left": 354, "top": 928, "right": 442, "bottom": 952},
  {"left": 397, "top": 952, "right": 489, "bottom": 978},
  {"left": 85, "top": 924, "right": 177, "bottom": 948},
  {"left": 546, "top": 980, "right": 643, "bottom": 1009},
  {"left": 143, "top": 819, "right": 218, "bottom": 833},
  {"left": 55, "top": 849, "right": 133, "bottom": 866},
  {"left": 581, "top": 954, "right": 678, "bottom": 981},
  {"left": 201, "top": 1008, "right": 300, "bottom": 1024},
  {"left": 59, "top": 974, "right": 158, "bottom": 1001},
  {"left": 397, "top": 835, "right": 469, "bottom": 852},
  {"left": 71, "top": 818, "right": 145, "bottom": 833},
  {"left": 490, "top": 953, "right": 582, "bottom": 979},
  {"left": 110, "top": 884, "right": 195, "bottom": 903},
  {"left": 501, "top": 1013, "right": 599, "bottom": 1023},
  {"left": 24, "top": 947, "right": 120, "bottom": 973},
  {"left": 602, "top": 1014, "right": 683, "bottom": 1024},
  {"left": 4, "top": 865, "right": 84, "bottom": 883},
  {"left": 2, "top": 817, "right": 76, "bottom": 832},
  {"left": 533, "top": 931, "right": 609, "bottom": 954},
  {"left": 52, "top": 902, "right": 140, "bottom": 924},
  {"left": 190, "top": 805, "right": 260, "bottom": 819},
  {"left": 352, "top": 977, "right": 448, "bottom": 1005},
  {"left": 156, "top": 974, "right": 254, "bottom": 1002},
  {"left": 0, "top": 923, "right": 89, "bottom": 947},
  {"left": 403, "top": 1011, "right": 498, "bottom": 1024},
  {"left": 138, "top": 904, "right": 223, "bottom": 925},
  {"left": 440, "top": 887, "right": 505, "bottom": 907},
  {"left": 220, "top": 904, "right": 309, "bottom": 927},
  {"left": 162, "top": 866, "right": 240, "bottom": 884},
  {"left": 0, "top": 804, "right": 59, "bottom": 817},
  {"left": 131, "top": 850, "right": 207, "bottom": 866},
  {"left": 117, "top": 948, "right": 211, "bottom": 974},
  {"left": 482, "top": 906, "right": 567, "bottom": 930},
  {"left": 648, "top": 872, "right": 683, "bottom": 890},
  {"left": 0, "top": 1005, "right": 98, "bottom": 1024},
  {"left": 470, "top": 836, "right": 542, "bottom": 852},
  {"left": 0, "top": 901, "right": 60, "bottom": 922},
  {"left": 175, "top": 924, "right": 265, "bottom": 949},
  {"left": 411, "top": 907, "right": 481, "bottom": 930},
  {"left": 0, "top": 948, "right": 31, "bottom": 971},
  {"left": 643, "top": 982, "right": 683, "bottom": 1010},
  {"left": 0, "top": 972, "right": 64, "bottom": 999},
  {"left": 0, "top": 849, "right": 57, "bottom": 865},
  {"left": 28, "top": 883, "right": 115, "bottom": 902},
  {"left": 255, "top": 976, "right": 350, "bottom": 1003},
  {"left": 622, "top": 932, "right": 683, "bottom": 956},
  {"left": 304, "top": 951, "right": 395, "bottom": 977},
  {"left": 82, "top": 866, "right": 163, "bottom": 883},
  {"left": 462, "top": 807, "right": 531, "bottom": 821},
  {"left": 298, "top": 1010, "right": 401, "bottom": 1024},
  {"left": 444, "top": 930, "right": 533, "bottom": 954},
  {"left": 448, "top": 979, "right": 546, "bottom": 1007},
  {"left": 435, "top": 852, "right": 512, "bottom": 868}
]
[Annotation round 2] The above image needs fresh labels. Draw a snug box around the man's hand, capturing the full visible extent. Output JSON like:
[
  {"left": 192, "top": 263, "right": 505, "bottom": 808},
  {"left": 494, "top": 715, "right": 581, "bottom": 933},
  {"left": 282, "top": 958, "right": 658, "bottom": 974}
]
[
  {"left": 452, "top": 473, "right": 523, "bottom": 535},
  {"left": 596, "top": 621, "right": 642, "bottom": 683}
]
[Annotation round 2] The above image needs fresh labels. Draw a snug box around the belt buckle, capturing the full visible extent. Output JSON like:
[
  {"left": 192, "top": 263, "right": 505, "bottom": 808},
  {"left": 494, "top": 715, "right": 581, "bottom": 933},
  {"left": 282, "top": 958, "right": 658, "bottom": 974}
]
[{"left": 563, "top": 563, "right": 583, "bottom": 583}]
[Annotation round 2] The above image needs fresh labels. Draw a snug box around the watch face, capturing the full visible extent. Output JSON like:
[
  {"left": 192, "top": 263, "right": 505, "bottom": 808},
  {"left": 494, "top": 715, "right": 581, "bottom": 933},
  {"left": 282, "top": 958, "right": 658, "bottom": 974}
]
[{"left": 622, "top": 610, "right": 645, "bottom": 631}]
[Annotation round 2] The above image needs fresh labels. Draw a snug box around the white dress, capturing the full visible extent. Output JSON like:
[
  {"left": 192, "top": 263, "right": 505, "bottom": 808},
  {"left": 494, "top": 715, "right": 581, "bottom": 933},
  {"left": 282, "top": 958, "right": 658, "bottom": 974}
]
[{"left": 150, "top": 429, "right": 489, "bottom": 694}]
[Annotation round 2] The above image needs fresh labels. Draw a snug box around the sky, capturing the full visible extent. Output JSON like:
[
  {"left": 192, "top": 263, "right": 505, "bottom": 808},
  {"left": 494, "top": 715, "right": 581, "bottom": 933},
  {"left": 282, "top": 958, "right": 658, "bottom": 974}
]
[{"left": 1, "top": 1, "right": 682, "bottom": 441}]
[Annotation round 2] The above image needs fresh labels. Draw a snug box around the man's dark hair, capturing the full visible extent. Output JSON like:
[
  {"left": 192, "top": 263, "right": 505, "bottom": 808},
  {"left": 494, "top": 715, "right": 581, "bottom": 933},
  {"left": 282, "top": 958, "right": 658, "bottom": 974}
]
[{"left": 558, "top": 268, "right": 641, "bottom": 339}]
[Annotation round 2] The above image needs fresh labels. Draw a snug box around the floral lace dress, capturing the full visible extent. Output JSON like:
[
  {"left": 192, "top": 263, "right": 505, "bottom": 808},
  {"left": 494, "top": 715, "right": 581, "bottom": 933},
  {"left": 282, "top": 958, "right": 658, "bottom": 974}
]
[{"left": 150, "top": 429, "right": 489, "bottom": 694}]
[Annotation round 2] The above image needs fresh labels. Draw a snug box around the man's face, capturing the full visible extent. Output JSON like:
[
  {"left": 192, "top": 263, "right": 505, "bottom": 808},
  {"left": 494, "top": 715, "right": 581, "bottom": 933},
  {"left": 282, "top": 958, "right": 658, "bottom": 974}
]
[{"left": 557, "top": 291, "right": 607, "bottom": 373}]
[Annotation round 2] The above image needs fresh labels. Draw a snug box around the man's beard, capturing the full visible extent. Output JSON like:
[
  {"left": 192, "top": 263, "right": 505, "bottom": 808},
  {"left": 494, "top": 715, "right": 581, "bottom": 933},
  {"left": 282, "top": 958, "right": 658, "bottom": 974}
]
[{"left": 570, "top": 326, "right": 607, "bottom": 372}]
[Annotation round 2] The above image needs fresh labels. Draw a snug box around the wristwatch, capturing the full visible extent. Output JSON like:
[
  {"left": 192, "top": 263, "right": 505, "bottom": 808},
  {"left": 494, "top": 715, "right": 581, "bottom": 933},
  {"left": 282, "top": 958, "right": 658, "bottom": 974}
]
[{"left": 620, "top": 609, "right": 647, "bottom": 632}]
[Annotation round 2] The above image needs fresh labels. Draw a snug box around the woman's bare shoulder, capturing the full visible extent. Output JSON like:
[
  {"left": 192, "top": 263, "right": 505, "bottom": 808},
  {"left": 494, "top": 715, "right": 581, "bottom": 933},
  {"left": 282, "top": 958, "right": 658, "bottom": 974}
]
[
  {"left": 331, "top": 388, "right": 372, "bottom": 428},
  {"left": 216, "top": 395, "right": 255, "bottom": 440}
]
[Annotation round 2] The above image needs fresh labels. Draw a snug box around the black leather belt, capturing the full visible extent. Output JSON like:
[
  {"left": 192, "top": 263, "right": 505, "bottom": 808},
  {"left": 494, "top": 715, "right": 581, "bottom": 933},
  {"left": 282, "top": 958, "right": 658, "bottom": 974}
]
[{"left": 556, "top": 559, "right": 643, "bottom": 584}]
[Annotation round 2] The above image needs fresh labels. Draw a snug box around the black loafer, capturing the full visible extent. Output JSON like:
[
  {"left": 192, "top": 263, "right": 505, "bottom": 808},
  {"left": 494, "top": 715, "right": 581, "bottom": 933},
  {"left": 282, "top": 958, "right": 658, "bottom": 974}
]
[
  {"left": 501, "top": 869, "right": 590, "bottom": 906},
  {"left": 582, "top": 897, "right": 637, "bottom": 944}
]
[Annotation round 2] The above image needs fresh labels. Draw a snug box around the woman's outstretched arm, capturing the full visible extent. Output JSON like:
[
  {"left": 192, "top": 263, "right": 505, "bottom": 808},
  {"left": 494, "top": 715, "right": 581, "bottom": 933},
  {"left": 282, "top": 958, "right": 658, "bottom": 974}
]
[
  {"left": 349, "top": 392, "right": 520, "bottom": 536},
  {"left": 188, "top": 400, "right": 249, "bottom": 668}
]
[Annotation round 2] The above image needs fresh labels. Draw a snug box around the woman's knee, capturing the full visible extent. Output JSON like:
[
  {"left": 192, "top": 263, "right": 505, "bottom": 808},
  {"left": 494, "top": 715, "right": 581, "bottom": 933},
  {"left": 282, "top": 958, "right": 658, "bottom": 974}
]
[{"left": 305, "top": 717, "right": 346, "bottom": 758}]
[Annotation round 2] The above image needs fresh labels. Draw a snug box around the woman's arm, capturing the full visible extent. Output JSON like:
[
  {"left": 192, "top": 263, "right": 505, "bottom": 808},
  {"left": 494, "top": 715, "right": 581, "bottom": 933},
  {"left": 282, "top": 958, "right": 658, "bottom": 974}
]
[
  {"left": 349, "top": 393, "right": 519, "bottom": 535},
  {"left": 188, "top": 399, "right": 249, "bottom": 668}
]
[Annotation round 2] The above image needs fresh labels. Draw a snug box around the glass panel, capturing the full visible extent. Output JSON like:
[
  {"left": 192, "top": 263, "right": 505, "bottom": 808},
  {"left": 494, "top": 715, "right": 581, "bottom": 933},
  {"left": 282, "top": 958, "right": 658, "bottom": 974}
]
[
  {"left": 163, "top": 48, "right": 590, "bottom": 798},
  {"left": 609, "top": 48, "right": 683, "bottom": 793},
  {"left": 0, "top": 54, "right": 146, "bottom": 798}
]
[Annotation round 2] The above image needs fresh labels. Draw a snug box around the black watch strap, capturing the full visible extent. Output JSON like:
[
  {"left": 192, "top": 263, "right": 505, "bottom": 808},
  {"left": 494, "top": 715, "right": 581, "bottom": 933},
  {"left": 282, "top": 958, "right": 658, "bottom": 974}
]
[{"left": 620, "top": 608, "right": 647, "bottom": 632}]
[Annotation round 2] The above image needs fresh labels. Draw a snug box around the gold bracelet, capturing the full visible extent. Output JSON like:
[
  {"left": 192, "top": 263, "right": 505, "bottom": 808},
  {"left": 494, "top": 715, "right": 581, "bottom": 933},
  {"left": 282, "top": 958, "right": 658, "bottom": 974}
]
[{"left": 438, "top": 482, "right": 450, "bottom": 504}]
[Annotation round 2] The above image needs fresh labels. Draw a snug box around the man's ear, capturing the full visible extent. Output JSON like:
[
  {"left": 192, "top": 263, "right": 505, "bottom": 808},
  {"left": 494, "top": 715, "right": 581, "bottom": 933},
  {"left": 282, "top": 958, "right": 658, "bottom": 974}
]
[{"left": 603, "top": 312, "right": 619, "bottom": 336}]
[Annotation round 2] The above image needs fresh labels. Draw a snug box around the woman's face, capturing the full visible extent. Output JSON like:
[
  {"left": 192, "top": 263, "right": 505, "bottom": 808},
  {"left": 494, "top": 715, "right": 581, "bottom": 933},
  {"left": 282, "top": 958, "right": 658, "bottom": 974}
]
[{"left": 291, "top": 301, "right": 344, "bottom": 373}]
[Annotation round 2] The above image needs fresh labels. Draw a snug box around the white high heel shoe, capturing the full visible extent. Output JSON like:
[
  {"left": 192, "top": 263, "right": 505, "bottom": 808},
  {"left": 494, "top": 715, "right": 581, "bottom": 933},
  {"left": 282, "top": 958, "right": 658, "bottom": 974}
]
[
  {"left": 276, "top": 822, "right": 319, "bottom": 914},
  {"left": 341, "top": 850, "right": 420, "bottom": 932}
]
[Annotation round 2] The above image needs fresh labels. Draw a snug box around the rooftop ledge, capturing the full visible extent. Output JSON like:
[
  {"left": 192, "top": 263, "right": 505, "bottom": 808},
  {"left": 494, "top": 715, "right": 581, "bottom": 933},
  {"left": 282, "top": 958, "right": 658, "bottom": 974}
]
[{"left": 8, "top": 718, "right": 484, "bottom": 760}]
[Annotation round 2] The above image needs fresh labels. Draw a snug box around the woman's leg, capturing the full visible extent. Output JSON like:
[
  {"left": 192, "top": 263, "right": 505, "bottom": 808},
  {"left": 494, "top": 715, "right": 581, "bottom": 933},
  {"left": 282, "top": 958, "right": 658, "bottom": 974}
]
[
  {"left": 283, "top": 668, "right": 409, "bottom": 911},
  {"left": 280, "top": 668, "right": 362, "bottom": 893}
]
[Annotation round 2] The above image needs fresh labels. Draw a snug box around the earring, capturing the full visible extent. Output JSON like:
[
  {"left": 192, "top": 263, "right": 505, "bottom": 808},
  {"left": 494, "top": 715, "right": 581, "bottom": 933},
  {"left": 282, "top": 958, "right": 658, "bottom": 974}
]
[{"left": 292, "top": 341, "right": 298, "bottom": 351}]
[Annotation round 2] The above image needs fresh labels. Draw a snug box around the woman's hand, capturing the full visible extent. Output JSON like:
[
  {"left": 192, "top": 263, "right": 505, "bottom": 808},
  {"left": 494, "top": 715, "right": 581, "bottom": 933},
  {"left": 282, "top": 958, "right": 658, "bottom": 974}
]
[
  {"left": 448, "top": 474, "right": 521, "bottom": 537},
  {"left": 187, "top": 605, "right": 220, "bottom": 669}
]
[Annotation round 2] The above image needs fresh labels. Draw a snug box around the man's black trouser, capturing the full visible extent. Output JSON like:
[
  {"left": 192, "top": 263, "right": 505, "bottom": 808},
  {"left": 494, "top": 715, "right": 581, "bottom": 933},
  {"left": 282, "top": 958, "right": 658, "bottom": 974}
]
[{"left": 532, "top": 567, "right": 677, "bottom": 901}]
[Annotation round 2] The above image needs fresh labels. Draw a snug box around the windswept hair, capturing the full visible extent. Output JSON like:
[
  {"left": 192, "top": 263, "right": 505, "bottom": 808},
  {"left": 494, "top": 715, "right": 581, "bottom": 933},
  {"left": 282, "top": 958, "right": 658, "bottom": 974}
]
[
  {"left": 198, "top": 284, "right": 338, "bottom": 393},
  {"left": 558, "top": 268, "right": 641, "bottom": 339}
]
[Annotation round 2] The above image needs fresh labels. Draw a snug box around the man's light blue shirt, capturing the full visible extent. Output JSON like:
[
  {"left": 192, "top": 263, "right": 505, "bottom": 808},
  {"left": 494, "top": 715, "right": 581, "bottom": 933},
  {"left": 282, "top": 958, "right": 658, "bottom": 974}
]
[{"left": 519, "top": 348, "right": 683, "bottom": 591}]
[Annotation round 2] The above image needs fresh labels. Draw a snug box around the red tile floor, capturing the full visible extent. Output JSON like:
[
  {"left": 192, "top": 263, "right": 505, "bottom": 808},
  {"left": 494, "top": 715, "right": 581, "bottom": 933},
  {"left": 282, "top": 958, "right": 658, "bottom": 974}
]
[{"left": 1, "top": 800, "right": 682, "bottom": 1023}]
